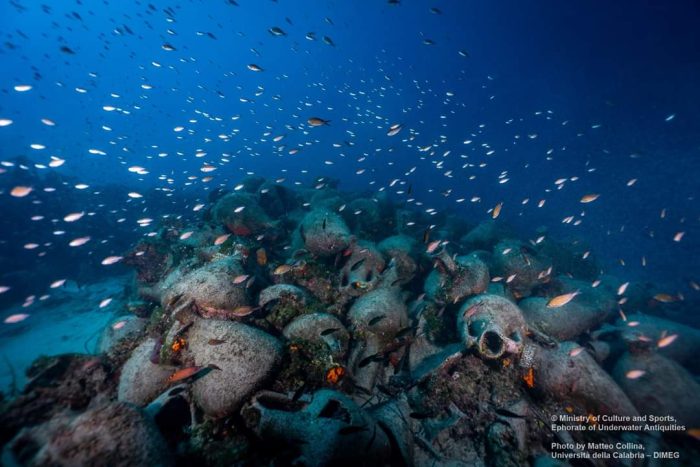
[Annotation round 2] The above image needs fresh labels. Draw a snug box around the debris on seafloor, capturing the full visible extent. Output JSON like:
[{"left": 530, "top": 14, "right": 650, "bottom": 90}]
[{"left": 1, "top": 177, "right": 698, "bottom": 466}]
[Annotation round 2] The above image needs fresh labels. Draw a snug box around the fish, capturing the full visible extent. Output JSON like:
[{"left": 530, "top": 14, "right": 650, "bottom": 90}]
[
  {"left": 4, "top": 313, "right": 29, "bottom": 324},
  {"left": 492, "top": 202, "right": 503, "bottom": 219},
  {"left": 395, "top": 326, "right": 415, "bottom": 339},
  {"left": 358, "top": 353, "right": 384, "bottom": 368},
  {"left": 338, "top": 425, "right": 367, "bottom": 435},
  {"left": 569, "top": 347, "right": 584, "bottom": 357},
  {"left": 233, "top": 275, "right": 249, "bottom": 285},
  {"left": 214, "top": 234, "right": 231, "bottom": 245},
  {"left": 653, "top": 293, "right": 677, "bottom": 303},
  {"left": 426, "top": 240, "right": 441, "bottom": 254},
  {"left": 625, "top": 370, "right": 646, "bottom": 380},
  {"left": 50, "top": 279, "right": 67, "bottom": 288},
  {"left": 69, "top": 237, "right": 91, "bottom": 247},
  {"left": 168, "top": 364, "right": 221, "bottom": 383},
  {"left": 63, "top": 212, "right": 85, "bottom": 222},
  {"left": 273, "top": 264, "right": 293, "bottom": 275},
  {"left": 247, "top": 64, "right": 263, "bottom": 72},
  {"left": 322, "top": 36, "right": 335, "bottom": 46},
  {"left": 546, "top": 290, "right": 580, "bottom": 308},
  {"left": 101, "top": 256, "right": 123, "bottom": 265},
  {"left": 368, "top": 315, "right": 386, "bottom": 326},
  {"left": 580, "top": 193, "right": 600, "bottom": 203},
  {"left": 387, "top": 124, "right": 402, "bottom": 136},
  {"left": 320, "top": 328, "right": 341, "bottom": 336},
  {"left": 350, "top": 258, "right": 366, "bottom": 271},
  {"left": 464, "top": 301, "right": 484, "bottom": 319},
  {"left": 208, "top": 339, "right": 226, "bottom": 345},
  {"left": 268, "top": 26, "right": 286, "bottom": 36},
  {"left": 10, "top": 186, "right": 32, "bottom": 197},
  {"left": 308, "top": 117, "right": 330, "bottom": 126},
  {"left": 231, "top": 306, "right": 259, "bottom": 317},
  {"left": 617, "top": 282, "right": 629, "bottom": 296},
  {"left": 256, "top": 248, "right": 268, "bottom": 266},
  {"left": 657, "top": 334, "right": 678, "bottom": 348}
]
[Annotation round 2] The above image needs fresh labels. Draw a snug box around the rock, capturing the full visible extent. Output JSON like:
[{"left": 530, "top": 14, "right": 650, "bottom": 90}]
[
  {"left": 616, "top": 312, "right": 700, "bottom": 374},
  {"left": 257, "top": 180, "right": 299, "bottom": 218},
  {"left": 532, "top": 341, "right": 639, "bottom": 417},
  {"left": 187, "top": 319, "right": 283, "bottom": 417},
  {"left": 537, "top": 239, "right": 600, "bottom": 281},
  {"left": 458, "top": 294, "right": 526, "bottom": 360},
  {"left": 98, "top": 315, "right": 147, "bottom": 355},
  {"left": 369, "top": 395, "right": 415, "bottom": 466},
  {"left": 612, "top": 350, "right": 700, "bottom": 428},
  {"left": 212, "top": 192, "right": 273, "bottom": 236},
  {"left": 347, "top": 286, "right": 408, "bottom": 391},
  {"left": 460, "top": 220, "right": 513, "bottom": 251},
  {"left": 492, "top": 240, "right": 550, "bottom": 299},
  {"left": 424, "top": 251, "right": 490, "bottom": 304},
  {"left": 118, "top": 338, "right": 174, "bottom": 406},
  {"left": 283, "top": 312, "right": 350, "bottom": 359},
  {"left": 300, "top": 208, "right": 351, "bottom": 257},
  {"left": 0, "top": 354, "right": 113, "bottom": 447},
  {"left": 338, "top": 241, "right": 386, "bottom": 296},
  {"left": 244, "top": 389, "right": 391, "bottom": 466},
  {"left": 160, "top": 257, "right": 250, "bottom": 320},
  {"left": 378, "top": 234, "right": 418, "bottom": 285},
  {"left": 3, "top": 402, "right": 171, "bottom": 466},
  {"left": 520, "top": 280, "right": 615, "bottom": 341},
  {"left": 258, "top": 283, "right": 309, "bottom": 309}
]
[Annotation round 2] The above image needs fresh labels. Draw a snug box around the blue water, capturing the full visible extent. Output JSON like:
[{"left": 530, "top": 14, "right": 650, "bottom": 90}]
[{"left": 0, "top": 1, "right": 698, "bottom": 313}]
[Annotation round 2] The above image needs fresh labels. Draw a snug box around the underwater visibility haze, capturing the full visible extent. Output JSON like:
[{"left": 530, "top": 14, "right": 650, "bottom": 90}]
[{"left": 0, "top": 0, "right": 699, "bottom": 465}]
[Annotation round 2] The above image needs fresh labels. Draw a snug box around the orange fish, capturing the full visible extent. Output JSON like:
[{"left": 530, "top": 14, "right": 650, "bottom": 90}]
[
  {"left": 256, "top": 248, "right": 268, "bottom": 266},
  {"left": 580, "top": 193, "right": 600, "bottom": 203},
  {"left": 492, "top": 202, "right": 503, "bottom": 219},
  {"left": 523, "top": 367, "right": 534, "bottom": 388},
  {"left": 569, "top": 347, "right": 584, "bottom": 357},
  {"left": 426, "top": 240, "right": 441, "bottom": 254},
  {"left": 214, "top": 234, "right": 231, "bottom": 246},
  {"left": 10, "top": 186, "right": 32, "bottom": 197},
  {"left": 687, "top": 428, "right": 700, "bottom": 441},
  {"left": 546, "top": 290, "right": 580, "bottom": 308},
  {"left": 657, "top": 334, "right": 678, "bottom": 349},
  {"left": 273, "top": 264, "right": 293, "bottom": 275},
  {"left": 168, "top": 364, "right": 220, "bottom": 383},
  {"left": 231, "top": 305, "right": 259, "bottom": 317},
  {"left": 464, "top": 301, "right": 484, "bottom": 319},
  {"left": 232, "top": 274, "right": 249, "bottom": 285}
]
